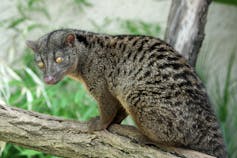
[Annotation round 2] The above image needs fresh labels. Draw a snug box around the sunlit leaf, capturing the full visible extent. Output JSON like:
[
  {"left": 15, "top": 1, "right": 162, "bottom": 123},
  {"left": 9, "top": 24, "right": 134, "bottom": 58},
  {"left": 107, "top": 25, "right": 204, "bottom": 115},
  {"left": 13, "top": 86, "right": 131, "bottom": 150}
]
[{"left": 19, "top": 149, "right": 42, "bottom": 156}]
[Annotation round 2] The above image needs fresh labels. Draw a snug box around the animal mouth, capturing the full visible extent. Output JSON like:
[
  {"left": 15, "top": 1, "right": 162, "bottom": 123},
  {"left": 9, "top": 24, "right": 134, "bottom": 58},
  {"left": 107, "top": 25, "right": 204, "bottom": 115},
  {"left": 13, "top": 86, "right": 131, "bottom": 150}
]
[
  {"left": 44, "top": 75, "right": 61, "bottom": 85},
  {"left": 44, "top": 67, "right": 73, "bottom": 85}
]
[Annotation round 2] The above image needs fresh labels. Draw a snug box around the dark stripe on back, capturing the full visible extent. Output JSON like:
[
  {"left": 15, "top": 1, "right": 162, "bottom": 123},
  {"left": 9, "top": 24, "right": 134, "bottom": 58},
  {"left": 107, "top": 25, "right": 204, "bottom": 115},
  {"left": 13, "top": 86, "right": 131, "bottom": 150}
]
[
  {"left": 148, "top": 42, "right": 162, "bottom": 52},
  {"left": 76, "top": 34, "right": 89, "bottom": 46}
]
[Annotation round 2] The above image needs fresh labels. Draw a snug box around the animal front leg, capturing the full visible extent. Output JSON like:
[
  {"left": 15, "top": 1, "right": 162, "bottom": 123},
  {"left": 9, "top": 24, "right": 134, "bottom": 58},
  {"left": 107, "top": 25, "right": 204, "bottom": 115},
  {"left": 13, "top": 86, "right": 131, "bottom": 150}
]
[
  {"left": 88, "top": 92, "right": 121, "bottom": 132},
  {"left": 112, "top": 107, "right": 128, "bottom": 124}
]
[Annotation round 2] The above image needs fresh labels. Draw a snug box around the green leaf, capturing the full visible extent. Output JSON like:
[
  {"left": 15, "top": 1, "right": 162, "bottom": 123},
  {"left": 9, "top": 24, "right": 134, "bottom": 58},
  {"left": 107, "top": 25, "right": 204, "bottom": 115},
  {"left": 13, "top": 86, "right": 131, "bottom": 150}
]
[
  {"left": 8, "top": 18, "right": 26, "bottom": 28},
  {"left": 27, "top": 0, "right": 42, "bottom": 7},
  {"left": 219, "top": 51, "right": 236, "bottom": 122},
  {"left": 74, "top": 0, "right": 92, "bottom": 7},
  {"left": 19, "top": 149, "right": 42, "bottom": 156}
]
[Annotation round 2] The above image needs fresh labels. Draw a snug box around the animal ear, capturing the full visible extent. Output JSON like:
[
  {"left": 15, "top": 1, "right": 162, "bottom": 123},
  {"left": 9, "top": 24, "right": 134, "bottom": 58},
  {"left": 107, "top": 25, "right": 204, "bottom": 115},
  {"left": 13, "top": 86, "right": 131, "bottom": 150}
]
[
  {"left": 26, "top": 40, "right": 38, "bottom": 52},
  {"left": 65, "top": 33, "right": 76, "bottom": 46}
]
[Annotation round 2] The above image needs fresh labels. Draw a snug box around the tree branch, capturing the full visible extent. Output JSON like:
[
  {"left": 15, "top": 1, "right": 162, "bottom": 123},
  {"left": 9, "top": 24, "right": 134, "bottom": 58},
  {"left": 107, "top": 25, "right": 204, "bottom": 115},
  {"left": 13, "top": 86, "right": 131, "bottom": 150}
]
[
  {"left": 0, "top": 103, "right": 215, "bottom": 158},
  {"left": 165, "top": 0, "right": 211, "bottom": 67}
]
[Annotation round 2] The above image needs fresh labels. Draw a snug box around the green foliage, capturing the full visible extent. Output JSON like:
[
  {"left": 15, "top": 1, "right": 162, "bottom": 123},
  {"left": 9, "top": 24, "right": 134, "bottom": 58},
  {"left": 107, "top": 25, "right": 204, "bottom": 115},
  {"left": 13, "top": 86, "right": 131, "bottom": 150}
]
[
  {"left": 1, "top": 0, "right": 49, "bottom": 31},
  {"left": 196, "top": 49, "right": 237, "bottom": 158},
  {"left": 2, "top": 144, "right": 58, "bottom": 158},
  {"left": 90, "top": 18, "right": 161, "bottom": 37},
  {"left": 73, "top": 0, "right": 92, "bottom": 8},
  {"left": 214, "top": 0, "right": 237, "bottom": 6},
  {"left": 217, "top": 51, "right": 235, "bottom": 122},
  {"left": 120, "top": 19, "right": 161, "bottom": 36},
  {"left": 213, "top": 52, "right": 237, "bottom": 158}
]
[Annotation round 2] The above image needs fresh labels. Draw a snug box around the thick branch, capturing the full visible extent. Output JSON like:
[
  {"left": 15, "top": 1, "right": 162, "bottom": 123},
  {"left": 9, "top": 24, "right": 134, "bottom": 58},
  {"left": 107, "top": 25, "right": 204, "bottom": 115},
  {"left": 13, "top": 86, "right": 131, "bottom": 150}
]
[
  {"left": 165, "top": 0, "right": 211, "bottom": 67},
  {"left": 0, "top": 103, "right": 215, "bottom": 158}
]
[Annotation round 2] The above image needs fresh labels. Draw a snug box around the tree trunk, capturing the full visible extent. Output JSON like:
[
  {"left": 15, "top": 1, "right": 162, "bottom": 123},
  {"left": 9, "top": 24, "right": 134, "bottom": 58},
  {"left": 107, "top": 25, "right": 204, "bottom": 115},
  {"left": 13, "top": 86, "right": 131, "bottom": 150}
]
[
  {"left": 165, "top": 0, "right": 211, "bottom": 67},
  {"left": 0, "top": 103, "right": 215, "bottom": 158}
]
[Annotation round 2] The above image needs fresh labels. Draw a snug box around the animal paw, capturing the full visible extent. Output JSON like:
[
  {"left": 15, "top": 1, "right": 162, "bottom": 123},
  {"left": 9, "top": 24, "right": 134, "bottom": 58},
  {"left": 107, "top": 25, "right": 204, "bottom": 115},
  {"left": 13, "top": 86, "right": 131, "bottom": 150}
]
[{"left": 87, "top": 116, "right": 108, "bottom": 132}]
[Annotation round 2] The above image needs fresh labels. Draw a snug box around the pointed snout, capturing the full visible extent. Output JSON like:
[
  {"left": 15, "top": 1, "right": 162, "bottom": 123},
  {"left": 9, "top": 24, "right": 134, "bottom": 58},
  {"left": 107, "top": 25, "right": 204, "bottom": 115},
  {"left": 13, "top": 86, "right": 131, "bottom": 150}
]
[{"left": 44, "top": 76, "right": 57, "bottom": 85}]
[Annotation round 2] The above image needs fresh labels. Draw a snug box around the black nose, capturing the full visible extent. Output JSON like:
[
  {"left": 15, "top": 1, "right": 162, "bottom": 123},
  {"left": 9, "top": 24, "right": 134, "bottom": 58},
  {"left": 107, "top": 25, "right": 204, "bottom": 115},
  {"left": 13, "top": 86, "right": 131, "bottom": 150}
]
[{"left": 44, "top": 76, "right": 56, "bottom": 84}]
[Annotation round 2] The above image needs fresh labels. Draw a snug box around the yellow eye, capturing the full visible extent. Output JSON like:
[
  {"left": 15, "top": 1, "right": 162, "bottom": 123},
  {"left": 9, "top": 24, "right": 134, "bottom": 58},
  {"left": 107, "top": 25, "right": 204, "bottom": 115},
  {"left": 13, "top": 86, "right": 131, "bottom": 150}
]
[
  {"left": 56, "top": 57, "right": 63, "bottom": 63},
  {"left": 37, "top": 62, "right": 44, "bottom": 68}
]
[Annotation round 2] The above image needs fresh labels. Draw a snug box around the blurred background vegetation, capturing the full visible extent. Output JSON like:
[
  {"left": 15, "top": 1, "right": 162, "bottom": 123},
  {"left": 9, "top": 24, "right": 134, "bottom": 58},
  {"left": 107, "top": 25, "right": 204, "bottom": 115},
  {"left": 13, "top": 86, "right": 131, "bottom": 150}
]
[{"left": 0, "top": 0, "right": 236, "bottom": 157}]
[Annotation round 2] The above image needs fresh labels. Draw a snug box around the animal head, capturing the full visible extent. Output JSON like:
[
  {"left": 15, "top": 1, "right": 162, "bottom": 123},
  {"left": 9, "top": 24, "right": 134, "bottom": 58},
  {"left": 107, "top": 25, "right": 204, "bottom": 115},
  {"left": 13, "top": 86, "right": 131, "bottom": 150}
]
[{"left": 26, "top": 29, "right": 88, "bottom": 84}]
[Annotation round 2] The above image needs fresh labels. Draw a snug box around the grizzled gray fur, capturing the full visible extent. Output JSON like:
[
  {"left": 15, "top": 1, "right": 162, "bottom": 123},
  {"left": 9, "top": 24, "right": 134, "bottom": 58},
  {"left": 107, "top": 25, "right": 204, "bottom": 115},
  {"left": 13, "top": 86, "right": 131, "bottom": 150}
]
[{"left": 27, "top": 29, "right": 227, "bottom": 158}]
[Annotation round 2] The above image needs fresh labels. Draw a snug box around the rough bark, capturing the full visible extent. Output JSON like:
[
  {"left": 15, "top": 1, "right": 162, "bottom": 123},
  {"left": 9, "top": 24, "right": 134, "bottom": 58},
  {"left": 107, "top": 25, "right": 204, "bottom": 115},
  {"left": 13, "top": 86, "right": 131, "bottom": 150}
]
[
  {"left": 165, "top": 0, "right": 211, "bottom": 67},
  {"left": 0, "top": 103, "right": 215, "bottom": 158}
]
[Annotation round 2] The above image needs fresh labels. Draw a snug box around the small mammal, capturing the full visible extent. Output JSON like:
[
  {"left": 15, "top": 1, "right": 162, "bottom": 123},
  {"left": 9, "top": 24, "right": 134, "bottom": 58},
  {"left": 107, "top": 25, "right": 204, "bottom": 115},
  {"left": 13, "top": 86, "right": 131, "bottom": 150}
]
[{"left": 27, "top": 29, "right": 227, "bottom": 158}]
